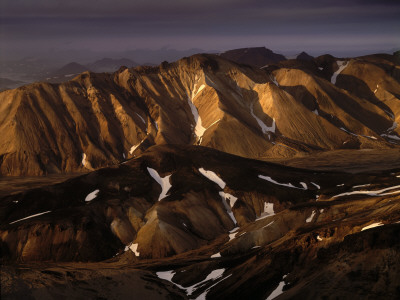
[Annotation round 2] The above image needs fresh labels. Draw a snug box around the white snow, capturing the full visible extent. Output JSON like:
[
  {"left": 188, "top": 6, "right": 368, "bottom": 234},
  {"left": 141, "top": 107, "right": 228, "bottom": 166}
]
[
  {"left": 250, "top": 103, "right": 276, "bottom": 135},
  {"left": 312, "top": 109, "right": 319, "bottom": 115},
  {"left": 262, "top": 220, "right": 275, "bottom": 229},
  {"left": 85, "top": 189, "right": 99, "bottom": 202},
  {"left": 219, "top": 192, "right": 237, "bottom": 224},
  {"left": 340, "top": 127, "right": 358, "bottom": 136},
  {"left": 270, "top": 75, "right": 279, "bottom": 86},
  {"left": 9, "top": 211, "right": 51, "bottom": 225},
  {"left": 361, "top": 222, "right": 384, "bottom": 231},
  {"left": 211, "top": 252, "right": 221, "bottom": 258},
  {"left": 129, "top": 139, "right": 145, "bottom": 154},
  {"left": 306, "top": 210, "right": 316, "bottom": 223},
  {"left": 258, "top": 175, "right": 304, "bottom": 190},
  {"left": 311, "top": 182, "right": 321, "bottom": 189},
  {"left": 129, "top": 243, "right": 140, "bottom": 256},
  {"left": 266, "top": 274, "right": 288, "bottom": 300},
  {"left": 332, "top": 184, "right": 400, "bottom": 198},
  {"left": 156, "top": 268, "right": 227, "bottom": 297},
  {"left": 187, "top": 88, "right": 206, "bottom": 139},
  {"left": 337, "top": 183, "right": 344, "bottom": 187},
  {"left": 331, "top": 60, "right": 348, "bottom": 84},
  {"left": 228, "top": 227, "right": 239, "bottom": 241},
  {"left": 219, "top": 192, "right": 237, "bottom": 208},
  {"left": 264, "top": 202, "right": 275, "bottom": 216},
  {"left": 387, "top": 122, "right": 397, "bottom": 132},
  {"left": 199, "top": 168, "right": 226, "bottom": 189},
  {"left": 135, "top": 112, "right": 146, "bottom": 124},
  {"left": 300, "top": 182, "right": 308, "bottom": 190},
  {"left": 81, "top": 153, "right": 87, "bottom": 166},
  {"left": 317, "top": 235, "right": 323, "bottom": 241},
  {"left": 381, "top": 134, "right": 400, "bottom": 141},
  {"left": 147, "top": 167, "right": 172, "bottom": 200},
  {"left": 353, "top": 184, "right": 371, "bottom": 189}
]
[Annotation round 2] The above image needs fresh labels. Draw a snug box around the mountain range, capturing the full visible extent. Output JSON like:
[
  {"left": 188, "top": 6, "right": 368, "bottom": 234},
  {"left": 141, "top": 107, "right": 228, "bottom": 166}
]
[
  {"left": 1, "top": 48, "right": 400, "bottom": 299},
  {"left": 0, "top": 51, "right": 399, "bottom": 176}
]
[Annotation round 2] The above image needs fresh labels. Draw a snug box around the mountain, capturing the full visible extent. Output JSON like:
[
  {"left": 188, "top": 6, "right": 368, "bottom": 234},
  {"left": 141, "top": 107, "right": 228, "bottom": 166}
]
[
  {"left": 296, "top": 51, "right": 314, "bottom": 61},
  {"left": 0, "top": 53, "right": 399, "bottom": 176},
  {"left": 0, "top": 77, "right": 25, "bottom": 91},
  {"left": 87, "top": 58, "right": 139, "bottom": 73},
  {"left": 44, "top": 62, "right": 91, "bottom": 83},
  {"left": 1, "top": 144, "right": 400, "bottom": 299},
  {"left": 219, "top": 47, "right": 286, "bottom": 68}
]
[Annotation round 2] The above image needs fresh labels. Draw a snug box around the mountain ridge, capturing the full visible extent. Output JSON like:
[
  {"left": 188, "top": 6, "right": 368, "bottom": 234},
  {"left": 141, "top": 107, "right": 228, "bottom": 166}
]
[{"left": 0, "top": 52, "right": 399, "bottom": 176}]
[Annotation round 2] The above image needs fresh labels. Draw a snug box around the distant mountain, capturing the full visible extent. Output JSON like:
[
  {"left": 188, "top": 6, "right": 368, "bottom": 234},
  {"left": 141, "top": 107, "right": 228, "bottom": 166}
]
[
  {"left": 0, "top": 77, "right": 25, "bottom": 91},
  {"left": 219, "top": 47, "right": 286, "bottom": 68},
  {"left": 296, "top": 51, "right": 314, "bottom": 61},
  {"left": 45, "top": 62, "right": 90, "bottom": 83},
  {"left": 87, "top": 58, "right": 139, "bottom": 72}
]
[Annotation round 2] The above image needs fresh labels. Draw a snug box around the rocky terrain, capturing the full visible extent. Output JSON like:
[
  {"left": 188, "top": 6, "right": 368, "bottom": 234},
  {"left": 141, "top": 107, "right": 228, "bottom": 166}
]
[
  {"left": 1, "top": 144, "right": 400, "bottom": 299},
  {"left": 0, "top": 51, "right": 399, "bottom": 176},
  {"left": 1, "top": 50, "right": 400, "bottom": 299}
]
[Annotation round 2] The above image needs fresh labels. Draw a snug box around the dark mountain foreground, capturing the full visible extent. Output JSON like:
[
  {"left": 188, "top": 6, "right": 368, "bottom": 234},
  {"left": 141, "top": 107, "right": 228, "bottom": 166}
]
[{"left": 1, "top": 145, "right": 400, "bottom": 299}]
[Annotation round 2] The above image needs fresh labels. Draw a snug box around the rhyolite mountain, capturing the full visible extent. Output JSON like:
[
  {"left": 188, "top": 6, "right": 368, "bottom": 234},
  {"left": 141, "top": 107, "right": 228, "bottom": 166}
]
[
  {"left": 0, "top": 52, "right": 400, "bottom": 176},
  {"left": 1, "top": 144, "right": 400, "bottom": 299}
]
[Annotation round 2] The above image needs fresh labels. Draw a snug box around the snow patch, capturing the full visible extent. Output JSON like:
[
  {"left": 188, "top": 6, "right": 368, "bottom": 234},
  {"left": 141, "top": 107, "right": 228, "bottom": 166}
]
[
  {"left": 312, "top": 109, "right": 319, "bottom": 115},
  {"left": 211, "top": 252, "right": 221, "bottom": 258},
  {"left": 156, "top": 268, "right": 227, "bottom": 297},
  {"left": 219, "top": 192, "right": 237, "bottom": 224},
  {"left": 306, "top": 210, "right": 316, "bottom": 223},
  {"left": 130, "top": 139, "right": 145, "bottom": 154},
  {"left": 311, "top": 182, "right": 321, "bottom": 189},
  {"left": 199, "top": 168, "right": 226, "bottom": 189},
  {"left": 340, "top": 127, "right": 358, "bottom": 136},
  {"left": 9, "top": 211, "right": 51, "bottom": 225},
  {"left": 187, "top": 90, "right": 206, "bottom": 139},
  {"left": 250, "top": 103, "right": 276, "bottom": 135},
  {"left": 361, "top": 222, "right": 384, "bottom": 231},
  {"left": 270, "top": 75, "right": 279, "bottom": 86},
  {"left": 147, "top": 167, "right": 172, "bottom": 200},
  {"left": 135, "top": 112, "right": 146, "bottom": 124},
  {"left": 81, "top": 153, "right": 87, "bottom": 166},
  {"left": 259, "top": 175, "right": 304, "bottom": 190},
  {"left": 331, "top": 60, "right": 348, "bottom": 84},
  {"left": 129, "top": 243, "right": 140, "bottom": 256},
  {"left": 333, "top": 184, "right": 400, "bottom": 198},
  {"left": 266, "top": 274, "right": 288, "bottom": 300},
  {"left": 85, "top": 189, "right": 99, "bottom": 202}
]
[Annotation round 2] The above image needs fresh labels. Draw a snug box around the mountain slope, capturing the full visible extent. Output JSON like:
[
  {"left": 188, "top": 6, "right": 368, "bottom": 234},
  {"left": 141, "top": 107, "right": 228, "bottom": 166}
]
[
  {"left": 0, "top": 53, "right": 399, "bottom": 175},
  {"left": 2, "top": 145, "right": 400, "bottom": 299}
]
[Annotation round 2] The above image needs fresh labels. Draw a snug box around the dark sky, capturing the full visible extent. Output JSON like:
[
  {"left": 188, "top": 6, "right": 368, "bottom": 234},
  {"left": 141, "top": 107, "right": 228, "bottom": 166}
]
[{"left": 1, "top": 0, "right": 400, "bottom": 60}]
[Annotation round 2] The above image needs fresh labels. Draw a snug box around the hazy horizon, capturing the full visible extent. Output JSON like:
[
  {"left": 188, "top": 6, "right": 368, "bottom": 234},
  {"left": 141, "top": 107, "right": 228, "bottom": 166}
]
[{"left": 1, "top": 0, "right": 400, "bottom": 63}]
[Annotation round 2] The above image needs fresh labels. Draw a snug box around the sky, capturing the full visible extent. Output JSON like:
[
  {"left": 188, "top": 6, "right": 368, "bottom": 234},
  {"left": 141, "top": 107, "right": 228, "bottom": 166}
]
[{"left": 1, "top": 0, "right": 400, "bottom": 62}]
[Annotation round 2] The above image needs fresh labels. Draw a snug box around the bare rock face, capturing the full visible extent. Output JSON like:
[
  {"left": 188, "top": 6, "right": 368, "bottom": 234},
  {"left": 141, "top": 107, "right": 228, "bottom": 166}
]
[{"left": 0, "top": 53, "right": 399, "bottom": 177}]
